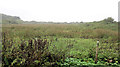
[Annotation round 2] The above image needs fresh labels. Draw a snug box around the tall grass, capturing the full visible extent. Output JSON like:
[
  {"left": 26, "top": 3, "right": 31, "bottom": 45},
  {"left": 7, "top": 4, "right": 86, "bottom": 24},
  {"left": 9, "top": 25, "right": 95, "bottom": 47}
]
[{"left": 1, "top": 22, "right": 119, "bottom": 66}]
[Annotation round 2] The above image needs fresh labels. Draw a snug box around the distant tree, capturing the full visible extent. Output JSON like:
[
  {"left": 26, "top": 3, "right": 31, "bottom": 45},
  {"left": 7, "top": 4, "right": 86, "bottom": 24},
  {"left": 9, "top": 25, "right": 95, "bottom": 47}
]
[
  {"left": 8, "top": 21, "right": 11, "bottom": 24},
  {"left": 80, "top": 21, "right": 83, "bottom": 23},
  {"left": 113, "top": 21, "right": 117, "bottom": 23},
  {"left": 103, "top": 17, "right": 114, "bottom": 23},
  {"left": 75, "top": 22, "right": 79, "bottom": 24},
  {"left": 64, "top": 22, "right": 67, "bottom": 24},
  {"left": 93, "top": 21, "right": 97, "bottom": 23}
]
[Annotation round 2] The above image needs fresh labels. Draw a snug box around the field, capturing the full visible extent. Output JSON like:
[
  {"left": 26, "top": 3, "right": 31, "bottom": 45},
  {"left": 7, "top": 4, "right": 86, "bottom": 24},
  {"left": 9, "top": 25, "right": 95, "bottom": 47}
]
[{"left": 1, "top": 22, "right": 120, "bottom": 66}]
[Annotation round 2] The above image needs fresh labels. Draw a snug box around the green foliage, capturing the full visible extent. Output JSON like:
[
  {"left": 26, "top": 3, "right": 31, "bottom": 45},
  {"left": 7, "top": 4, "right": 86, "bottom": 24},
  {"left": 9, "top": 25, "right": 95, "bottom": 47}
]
[
  {"left": 1, "top": 14, "right": 23, "bottom": 24},
  {"left": 60, "top": 58, "right": 120, "bottom": 66},
  {"left": 1, "top": 21, "right": 119, "bottom": 66},
  {"left": 103, "top": 17, "right": 114, "bottom": 23}
]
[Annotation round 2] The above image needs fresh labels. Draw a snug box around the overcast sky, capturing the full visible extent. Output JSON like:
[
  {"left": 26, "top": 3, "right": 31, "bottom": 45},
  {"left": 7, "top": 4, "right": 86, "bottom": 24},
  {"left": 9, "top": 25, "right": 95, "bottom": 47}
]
[{"left": 0, "top": 0, "right": 119, "bottom": 22}]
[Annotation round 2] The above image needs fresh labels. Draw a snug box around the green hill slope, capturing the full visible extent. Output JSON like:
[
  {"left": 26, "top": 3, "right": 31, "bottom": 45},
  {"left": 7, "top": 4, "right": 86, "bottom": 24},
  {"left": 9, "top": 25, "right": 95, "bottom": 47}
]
[{"left": 0, "top": 13, "right": 23, "bottom": 24}]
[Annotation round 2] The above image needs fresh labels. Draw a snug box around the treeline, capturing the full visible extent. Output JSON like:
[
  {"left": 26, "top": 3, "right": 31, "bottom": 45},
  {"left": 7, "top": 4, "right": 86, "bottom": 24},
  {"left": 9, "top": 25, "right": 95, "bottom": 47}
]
[{"left": 0, "top": 13, "right": 118, "bottom": 24}]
